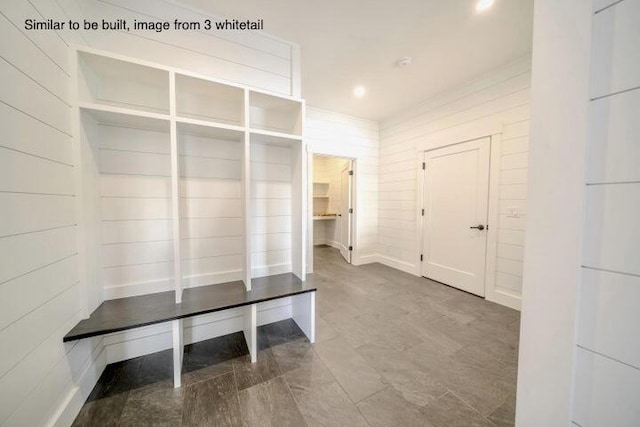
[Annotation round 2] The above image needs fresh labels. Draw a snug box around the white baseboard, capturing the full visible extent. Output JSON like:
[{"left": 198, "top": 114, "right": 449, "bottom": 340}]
[
  {"left": 103, "top": 270, "right": 244, "bottom": 299},
  {"left": 326, "top": 240, "right": 340, "bottom": 250},
  {"left": 486, "top": 288, "right": 522, "bottom": 311},
  {"left": 373, "top": 254, "right": 419, "bottom": 275},
  {"left": 51, "top": 341, "right": 107, "bottom": 427},
  {"left": 352, "top": 253, "right": 378, "bottom": 266}
]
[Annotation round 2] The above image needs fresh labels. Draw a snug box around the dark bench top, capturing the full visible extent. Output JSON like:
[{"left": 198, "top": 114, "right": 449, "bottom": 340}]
[{"left": 63, "top": 273, "right": 316, "bottom": 342}]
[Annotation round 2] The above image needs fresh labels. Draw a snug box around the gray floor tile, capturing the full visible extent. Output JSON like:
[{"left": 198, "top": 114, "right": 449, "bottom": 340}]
[
  {"left": 72, "top": 393, "right": 128, "bottom": 427},
  {"left": 232, "top": 348, "right": 281, "bottom": 391},
  {"left": 488, "top": 394, "right": 516, "bottom": 427},
  {"left": 357, "top": 387, "right": 436, "bottom": 427},
  {"left": 314, "top": 336, "right": 387, "bottom": 402},
  {"left": 238, "top": 376, "right": 306, "bottom": 427},
  {"left": 421, "top": 391, "right": 496, "bottom": 427},
  {"left": 182, "top": 372, "right": 243, "bottom": 427},
  {"left": 314, "top": 316, "right": 339, "bottom": 343},
  {"left": 291, "top": 381, "right": 368, "bottom": 427},
  {"left": 357, "top": 343, "right": 448, "bottom": 407},
  {"left": 283, "top": 353, "right": 336, "bottom": 393},
  {"left": 118, "top": 380, "right": 183, "bottom": 427}
]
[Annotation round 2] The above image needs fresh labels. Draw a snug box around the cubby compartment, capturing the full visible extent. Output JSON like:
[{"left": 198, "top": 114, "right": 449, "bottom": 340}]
[
  {"left": 77, "top": 52, "right": 170, "bottom": 114},
  {"left": 71, "top": 48, "right": 311, "bottom": 379},
  {"left": 249, "top": 91, "right": 303, "bottom": 136},
  {"left": 78, "top": 107, "right": 174, "bottom": 300},
  {"left": 250, "top": 132, "right": 305, "bottom": 279},
  {"left": 176, "top": 74, "right": 244, "bottom": 126},
  {"left": 176, "top": 122, "right": 246, "bottom": 289}
]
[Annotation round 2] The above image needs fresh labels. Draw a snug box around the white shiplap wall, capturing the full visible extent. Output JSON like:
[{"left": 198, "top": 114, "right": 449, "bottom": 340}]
[
  {"left": 60, "top": 0, "right": 297, "bottom": 96},
  {"left": 1, "top": 0, "right": 300, "bottom": 426},
  {"left": 305, "top": 107, "right": 379, "bottom": 265},
  {"left": 378, "top": 57, "right": 531, "bottom": 308},
  {"left": 572, "top": 0, "right": 640, "bottom": 425},
  {"left": 0, "top": 1, "right": 106, "bottom": 426},
  {"left": 250, "top": 142, "right": 293, "bottom": 277}
]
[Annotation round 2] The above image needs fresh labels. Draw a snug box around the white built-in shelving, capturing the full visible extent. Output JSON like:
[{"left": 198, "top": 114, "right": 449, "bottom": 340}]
[{"left": 73, "top": 47, "right": 311, "bottom": 380}]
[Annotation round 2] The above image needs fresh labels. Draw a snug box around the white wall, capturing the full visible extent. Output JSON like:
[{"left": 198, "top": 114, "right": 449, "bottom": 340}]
[
  {"left": 378, "top": 56, "right": 531, "bottom": 309},
  {"left": 0, "top": 1, "right": 106, "bottom": 426},
  {"left": 305, "top": 107, "right": 380, "bottom": 265},
  {"left": 60, "top": 0, "right": 298, "bottom": 96},
  {"left": 515, "top": 0, "right": 592, "bottom": 423},
  {"left": 250, "top": 142, "right": 293, "bottom": 277},
  {"left": 572, "top": 0, "right": 640, "bottom": 425},
  {"left": 1, "top": 0, "right": 301, "bottom": 426}
]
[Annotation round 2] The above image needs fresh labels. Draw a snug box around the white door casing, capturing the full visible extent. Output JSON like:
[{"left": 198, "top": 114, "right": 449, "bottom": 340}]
[
  {"left": 339, "top": 165, "right": 352, "bottom": 263},
  {"left": 422, "top": 137, "right": 490, "bottom": 296}
]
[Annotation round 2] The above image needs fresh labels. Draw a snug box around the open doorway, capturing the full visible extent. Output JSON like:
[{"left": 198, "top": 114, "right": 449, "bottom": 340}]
[{"left": 311, "top": 154, "right": 354, "bottom": 266}]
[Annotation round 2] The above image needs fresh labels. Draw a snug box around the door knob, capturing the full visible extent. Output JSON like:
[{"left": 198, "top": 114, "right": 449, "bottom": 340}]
[{"left": 470, "top": 225, "right": 485, "bottom": 230}]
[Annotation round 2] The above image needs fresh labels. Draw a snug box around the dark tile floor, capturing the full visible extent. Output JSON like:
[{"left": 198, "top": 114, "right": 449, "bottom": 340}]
[{"left": 73, "top": 247, "right": 520, "bottom": 426}]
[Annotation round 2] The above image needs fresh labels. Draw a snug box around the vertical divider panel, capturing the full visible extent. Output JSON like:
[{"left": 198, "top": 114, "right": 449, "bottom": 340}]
[
  {"left": 292, "top": 292, "right": 315, "bottom": 343},
  {"left": 291, "top": 102, "right": 307, "bottom": 279},
  {"left": 172, "top": 319, "right": 183, "bottom": 388},
  {"left": 169, "top": 71, "right": 182, "bottom": 303},
  {"left": 169, "top": 71, "right": 184, "bottom": 387},
  {"left": 242, "top": 90, "right": 257, "bottom": 363},
  {"left": 243, "top": 305, "right": 257, "bottom": 363},
  {"left": 243, "top": 89, "right": 252, "bottom": 290},
  {"left": 72, "top": 48, "right": 90, "bottom": 319}
]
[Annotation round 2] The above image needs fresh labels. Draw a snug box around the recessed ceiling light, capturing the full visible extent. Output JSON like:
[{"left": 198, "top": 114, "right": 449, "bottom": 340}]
[
  {"left": 396, "top": 57, "right": 413, "bottom": 67},
  {"left": 353, "top": 86, "right": 366, "bottom": 98},
  {"left": 476, "top": 0, "right": 494, "bottom": 12}
]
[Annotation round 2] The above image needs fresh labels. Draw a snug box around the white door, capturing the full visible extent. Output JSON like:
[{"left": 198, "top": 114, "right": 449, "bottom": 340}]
[
  {"left": 422, "top": 138, "right": 490, "bottom": 296},
  {"left": 339, "top": 165, "right": 352, "bottom": 263}
]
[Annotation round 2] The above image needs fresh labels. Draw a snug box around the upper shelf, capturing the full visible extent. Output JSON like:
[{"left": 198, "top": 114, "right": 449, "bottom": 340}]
[
  {"left": 79, "top": 103, "right": 170, "bottom": 132},
  {"left": 250, "top": 128, "right": 303, "bottom": 146},
  {"left": 176, "top": 74, "right": 244, "bottom": 127},
  {"left": 78, "top": 51, "right": 170, "bottom": 115},
  {"left": 249, "top": 91, "right": 302, "bottom": 136}
]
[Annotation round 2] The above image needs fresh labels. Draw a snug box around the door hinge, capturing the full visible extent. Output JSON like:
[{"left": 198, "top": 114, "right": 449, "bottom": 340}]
[
  {"left": 349, "top": 170, "right": 353, "bottom": 176},
  {"left": 420, "top": 254, "right": 423, "bottom": 261},
  {"left": 349, "top": 208, "right": 353, "bottom": 214},
  {"left": 349, "top": 246, "right": 353, "bottom": 251},
  {"left": 422, "top": 162, "right": 425, "bottom": 170},
  {"left": 421, "top": 208, "right": 425, "bottom": 216}
]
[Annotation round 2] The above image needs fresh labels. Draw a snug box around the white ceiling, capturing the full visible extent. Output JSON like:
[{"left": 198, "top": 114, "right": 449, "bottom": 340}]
[{"left": 182, "top": 0, "right": 534, "bottom": 121}]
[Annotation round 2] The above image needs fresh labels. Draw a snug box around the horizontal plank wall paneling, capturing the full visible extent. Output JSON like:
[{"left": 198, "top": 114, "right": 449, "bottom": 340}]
[
  {"left": 179, "top": 130, "right": 244, "bottom": 288},
  {"left": 58, "top": 0, "right": 297, "bottom": 96},
  {"left": 305, "top": 107, "right": 379, "bottom": 266},
  {"left": 379, "top": 56, "right": 531, "bottom": 308},
  {"left": 573, "top": 1, "right": 640, "bottom": 426},
  {"left": 0, "top": 2, "right": 104, "bottom": 427},
  {"left": 251, "top": 143, "right": 293, "bottom": 277},
  {"left": 573, "top": 348, "right": 640, "bottom": 426}
]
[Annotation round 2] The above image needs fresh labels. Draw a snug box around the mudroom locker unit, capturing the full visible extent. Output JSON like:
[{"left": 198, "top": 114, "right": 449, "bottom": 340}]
[{"left": 65, "top": 47, "right": 316, "bottom": 388}]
